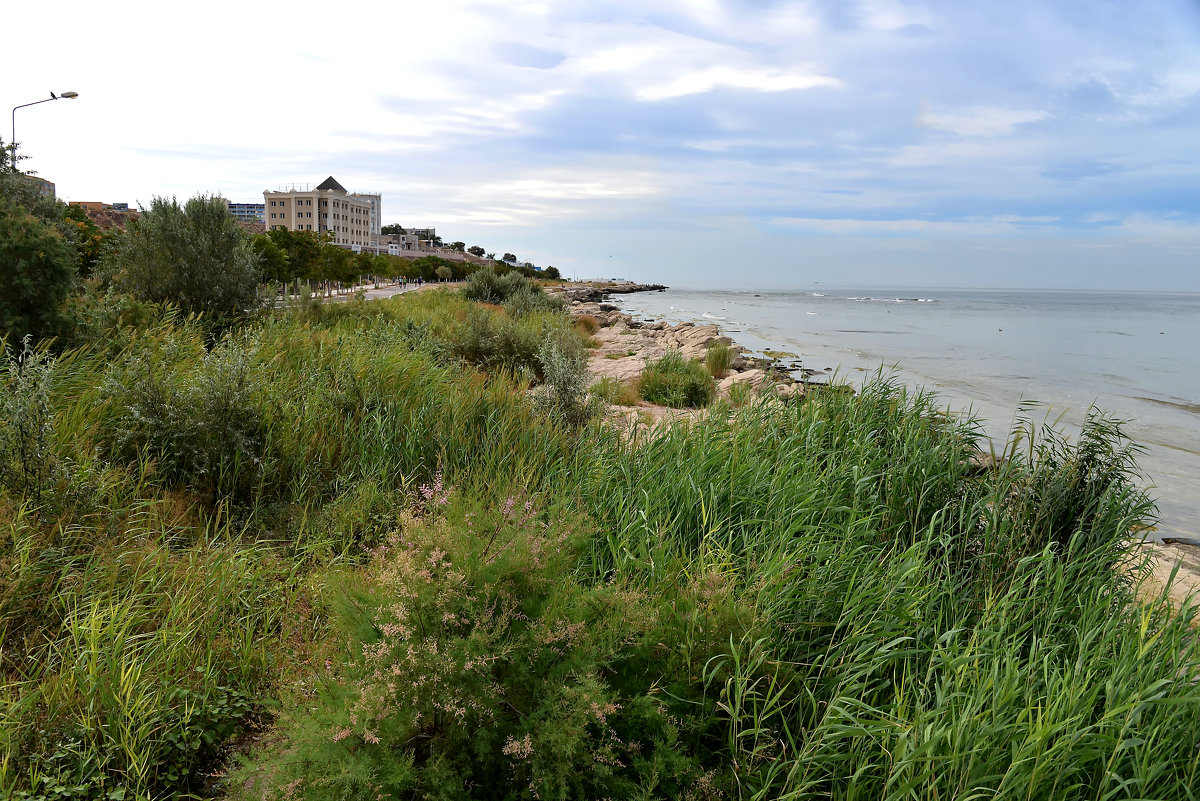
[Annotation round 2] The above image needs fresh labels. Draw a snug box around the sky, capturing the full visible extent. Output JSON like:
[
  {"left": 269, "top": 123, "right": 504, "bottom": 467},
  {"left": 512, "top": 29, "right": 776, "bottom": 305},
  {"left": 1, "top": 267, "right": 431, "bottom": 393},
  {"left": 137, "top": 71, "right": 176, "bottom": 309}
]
[{"left": 5, "top": 0, "right": 1200, "bottom": 289}]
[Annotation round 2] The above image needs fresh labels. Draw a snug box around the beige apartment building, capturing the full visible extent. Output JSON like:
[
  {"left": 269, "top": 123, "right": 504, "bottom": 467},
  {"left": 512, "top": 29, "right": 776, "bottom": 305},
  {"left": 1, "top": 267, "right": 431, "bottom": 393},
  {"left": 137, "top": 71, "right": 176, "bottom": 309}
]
[{"left": 263, "top": 176, "right": 379, "bottom": 248}]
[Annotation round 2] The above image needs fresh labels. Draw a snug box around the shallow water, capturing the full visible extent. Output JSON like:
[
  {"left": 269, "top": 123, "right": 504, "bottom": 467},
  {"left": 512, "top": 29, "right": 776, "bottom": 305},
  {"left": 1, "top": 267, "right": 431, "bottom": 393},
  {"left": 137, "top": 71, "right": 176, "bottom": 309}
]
[{"left": 618, "top": 287, "right": 1200, "bottom": 538}]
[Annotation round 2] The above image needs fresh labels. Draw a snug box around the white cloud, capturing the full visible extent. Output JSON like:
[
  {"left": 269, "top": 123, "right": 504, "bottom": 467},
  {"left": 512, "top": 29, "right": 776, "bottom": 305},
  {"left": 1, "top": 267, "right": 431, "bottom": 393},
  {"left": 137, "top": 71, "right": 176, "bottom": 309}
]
[
  {"left": 638, "top": 66, "right": 842, "bottom": 101},
  {"left": 918, "top": 103, "right": 1048, "bottom": 137},
  {"left": 400, "top": 162, "right": 664, "bottom": 226}
]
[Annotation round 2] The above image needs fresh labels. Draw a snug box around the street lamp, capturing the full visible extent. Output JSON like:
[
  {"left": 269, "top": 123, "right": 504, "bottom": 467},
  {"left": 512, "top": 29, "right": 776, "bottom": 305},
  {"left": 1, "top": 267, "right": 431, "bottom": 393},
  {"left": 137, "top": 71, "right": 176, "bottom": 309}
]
[{"left": 9, "top": 91, "right": 79, "bottom": 172}]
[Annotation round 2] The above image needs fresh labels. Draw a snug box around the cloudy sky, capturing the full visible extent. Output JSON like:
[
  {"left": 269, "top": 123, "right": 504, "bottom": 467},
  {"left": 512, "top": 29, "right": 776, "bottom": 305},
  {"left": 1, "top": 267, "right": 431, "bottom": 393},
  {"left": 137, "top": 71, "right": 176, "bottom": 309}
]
[{"left": 5, "top": 0, "right": 1199, "bottom": 288}]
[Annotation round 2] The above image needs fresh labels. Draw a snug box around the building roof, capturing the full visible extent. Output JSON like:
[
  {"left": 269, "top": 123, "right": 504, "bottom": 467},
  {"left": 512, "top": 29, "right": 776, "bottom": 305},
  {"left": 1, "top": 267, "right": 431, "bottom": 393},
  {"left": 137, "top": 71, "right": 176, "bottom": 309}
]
[{"left": 316, "top": 176, "right": 347, "bottom": 192}]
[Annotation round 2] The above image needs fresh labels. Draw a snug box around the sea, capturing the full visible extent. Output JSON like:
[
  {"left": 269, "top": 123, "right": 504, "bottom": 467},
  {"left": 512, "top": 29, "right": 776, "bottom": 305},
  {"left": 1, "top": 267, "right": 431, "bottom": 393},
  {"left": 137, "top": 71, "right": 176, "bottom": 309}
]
[{"left": 616, "top": 287, "right": 1200, "bottom": 539}]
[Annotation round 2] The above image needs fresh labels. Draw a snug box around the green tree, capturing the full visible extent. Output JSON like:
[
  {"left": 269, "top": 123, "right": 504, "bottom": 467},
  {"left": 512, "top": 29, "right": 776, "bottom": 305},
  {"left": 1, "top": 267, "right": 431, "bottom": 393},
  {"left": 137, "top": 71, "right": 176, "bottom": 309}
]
[
  {"left": 322, "top": 245, "right": 357, "bottom": 288},
  {"left": 61, "top": 204, "right": 108, "bottom": 277},
  {"left": 381, "top": 223, "right": 406, "bottom": 235},
  {"left": 266, "top": 228, "right": 324, "bottom": 283},
  {"left": 544, "top": 266, "right": 562, "bottom": 280},
  {"left": 0, "top": 141, "right": 64, "bottom": 227},
  {"left": 102, "top": 195, "right": 261, "bottom": 322},
  {"left": 448, "top": 241, "right": 466, "bottom": 252},
  {"left": 0, "top": 199, "right": 75, "bottom": 344},
  {"left": 467, "top": 245, "right": 485, "bottom": 257},
  {"left": 251, "top": 233, "right": 291, "bottom": 284},
  {"left": 502, "top": 253, "right": 517, "bottom": 262}
]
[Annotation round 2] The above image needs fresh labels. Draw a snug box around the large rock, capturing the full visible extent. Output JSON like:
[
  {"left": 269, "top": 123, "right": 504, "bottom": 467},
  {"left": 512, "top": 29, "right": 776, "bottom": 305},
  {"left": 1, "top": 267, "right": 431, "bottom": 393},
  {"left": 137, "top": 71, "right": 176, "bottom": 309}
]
[
  {"left": 718, "top": 369, "right": 771, "bottom": 393},
  {"left": 662, "top": 324, "right": 725, "bottom": 359}
]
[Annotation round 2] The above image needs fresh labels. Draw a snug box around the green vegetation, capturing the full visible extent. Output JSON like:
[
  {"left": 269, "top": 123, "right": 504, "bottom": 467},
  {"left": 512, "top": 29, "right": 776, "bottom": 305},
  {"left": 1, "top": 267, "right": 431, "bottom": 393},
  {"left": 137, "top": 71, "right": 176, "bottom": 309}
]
[
  {"left": 461, "top": 266, "right": 565, "bottom": 317},
  {"left": 637, "top": 349, "right": 717, "bottom": 408},
  {"left": 0, "top": 200, "right": 76, "bottom": 344},
  {"left": 590, "top": 375, "right": 640, "bottom": 406},
  {"left": 101, "top": 195, "right": 262, "bottom": 326},
  {"left": 1, "top": 186, "right": 1199, "bottom": 800},
  {"left": 1, "top": 141, "right": 117, "bottom": 346},
  {"left": 574, "top": 314, "right": 600, "bottom": 335},
  {"left": 704, "top": 341, "right": 733, "bottom": 379}
]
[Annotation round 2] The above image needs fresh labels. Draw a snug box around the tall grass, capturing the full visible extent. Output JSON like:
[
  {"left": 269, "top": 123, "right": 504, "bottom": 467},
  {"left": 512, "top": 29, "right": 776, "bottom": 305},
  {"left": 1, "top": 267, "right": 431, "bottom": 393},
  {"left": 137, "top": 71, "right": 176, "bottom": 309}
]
[
  {"left": 704, "top": 342, "right": 733, "bottom": 379},
  {"left": 638, "top": 350, "right": 715, "bottom": 408},
  {"left": 3, "top": 287, "right": 1198, "bottom": 800},
  {"left": 571, "top": 383, "right": 1198, "bottom": 799}
]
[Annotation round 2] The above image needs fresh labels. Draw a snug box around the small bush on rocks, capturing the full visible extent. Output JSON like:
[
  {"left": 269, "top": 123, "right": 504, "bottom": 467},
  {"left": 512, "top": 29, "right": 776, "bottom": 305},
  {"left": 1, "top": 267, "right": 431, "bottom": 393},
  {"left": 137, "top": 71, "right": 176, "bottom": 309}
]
[
  {"left": 575, "top": 314, "right": 600, "bottom": 335},
  {"left": 590, "top": 376, "right": 640, "bottom": 406},
  {"left": 638, "top": 350, "right": 715, "bottom": 408},
  {"left": 705, "top": 342, "right": 733, "bottom": 379}
]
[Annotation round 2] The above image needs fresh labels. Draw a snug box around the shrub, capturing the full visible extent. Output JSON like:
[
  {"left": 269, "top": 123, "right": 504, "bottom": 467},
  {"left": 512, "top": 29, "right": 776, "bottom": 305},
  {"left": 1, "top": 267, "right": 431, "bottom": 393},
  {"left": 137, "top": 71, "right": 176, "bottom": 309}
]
[
  {"left": 503, "top": 284, "right": 565, "bottom": 317},
  {"left": 638, "top": 351, "right": 715, "bottom": 408},
  {"left": 240, "top": 501, "right": 730, "bottom": 800},
  {"left": 461, "top": 266, "right": 525, "bottom": 304},
  {"left": 450, "top": 306, "right": 544, "bottom": 376},
  {"left": 58, "top": 283, "right": 180, "bottom": 354},
  {"left": 103, "top": 332, "right": 266, "bottom": 504},
  {"left": 575, "top": 314, "right": 600, "bottom": 335},
  {"left": 464, "top": 266, "right": 563, "bottom": 314},
  {"left": 705, "top": 342, "right": 733, "bottom": 379},
  {"left": 0, "top": 338, "right": 64, "bottom": 506},
  {"left": 533, "top": 335, "right": 602, "bottom": 427}
]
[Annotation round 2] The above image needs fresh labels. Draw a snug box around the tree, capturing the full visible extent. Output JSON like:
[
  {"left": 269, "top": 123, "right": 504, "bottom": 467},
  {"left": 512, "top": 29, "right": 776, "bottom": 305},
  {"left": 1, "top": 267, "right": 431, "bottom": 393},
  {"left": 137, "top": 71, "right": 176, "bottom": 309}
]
[
  {"left": 502, "top": 253, "right": 517, "bottom": 262},
  {"left": 435, "top": 264, "right": 453, "bottom": 281},
  {"left": 322, "top": 245, "right": 357, "bottom": 288},
  {"left": 61, "top": 204, "right": 108, "bottom": 278},
  {"left": 486, "top": 252, "right": 496, "bottom": 260},
  {"left": 381, "top": 223, "right": 406, "bottom": 235},
  {"left": 449, "top": 241, "right": 466, "bottom": 252},
  {"left": 264, "top": 228, "right": 324, "bottom": 283},
  {"left": 544, "top": 266, "right": 562, "bottom": 280},
  {"left": 0, "top": 199, "right": 75, "bottom": 344},
  {"left": 467, "top": 245, "right": 485, "bottom": 257},
  {"left": 102, "top": 195, "right": 261, "bottom": 322},
  {"left": 251, "top": 233, "right": 291, "bottom": 284}
]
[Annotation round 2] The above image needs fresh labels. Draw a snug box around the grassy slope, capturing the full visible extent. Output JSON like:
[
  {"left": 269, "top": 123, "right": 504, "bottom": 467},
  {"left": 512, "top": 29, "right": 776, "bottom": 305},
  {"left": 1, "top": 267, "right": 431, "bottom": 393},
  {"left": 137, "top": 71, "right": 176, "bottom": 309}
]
[{"left": 1, "top": 289, "right": 1198, "bottom": 800}]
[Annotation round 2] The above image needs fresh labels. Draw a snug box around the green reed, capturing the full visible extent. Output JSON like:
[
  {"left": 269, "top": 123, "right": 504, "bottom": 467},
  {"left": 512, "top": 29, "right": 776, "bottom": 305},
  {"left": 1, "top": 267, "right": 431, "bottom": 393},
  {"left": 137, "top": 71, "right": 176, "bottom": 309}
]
[{"left": 2, "top": 289, "right": 1197, "bottom": 800}]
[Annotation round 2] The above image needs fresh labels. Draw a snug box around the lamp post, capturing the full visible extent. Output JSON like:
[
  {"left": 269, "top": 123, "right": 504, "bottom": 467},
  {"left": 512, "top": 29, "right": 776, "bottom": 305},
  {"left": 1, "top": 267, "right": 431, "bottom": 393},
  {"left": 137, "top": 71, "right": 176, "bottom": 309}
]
[{"left": 9, "top": 91, "right": 79, "bottom": 172}]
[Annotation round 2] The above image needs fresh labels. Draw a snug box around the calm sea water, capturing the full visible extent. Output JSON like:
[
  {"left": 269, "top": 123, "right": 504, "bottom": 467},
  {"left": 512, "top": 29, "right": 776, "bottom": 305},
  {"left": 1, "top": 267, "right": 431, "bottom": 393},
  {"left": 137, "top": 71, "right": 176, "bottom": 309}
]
[{"left": 617, "top": 287, "right": 1200, "bottom": 538}]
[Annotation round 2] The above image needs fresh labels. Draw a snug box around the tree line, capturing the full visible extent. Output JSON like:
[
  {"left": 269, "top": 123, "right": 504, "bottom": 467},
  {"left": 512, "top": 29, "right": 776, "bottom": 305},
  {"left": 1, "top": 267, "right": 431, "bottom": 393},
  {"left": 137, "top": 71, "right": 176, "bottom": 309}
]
[{"left": 0, "top": 149, "right": 561, "bottom": 346}]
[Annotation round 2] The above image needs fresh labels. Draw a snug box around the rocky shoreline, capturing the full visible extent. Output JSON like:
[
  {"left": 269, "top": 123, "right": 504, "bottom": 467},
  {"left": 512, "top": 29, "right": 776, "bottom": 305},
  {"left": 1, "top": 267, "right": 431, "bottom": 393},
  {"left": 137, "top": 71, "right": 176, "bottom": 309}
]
[{"left": 552, "top": 282, "right": 809, "bottom": 413}]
